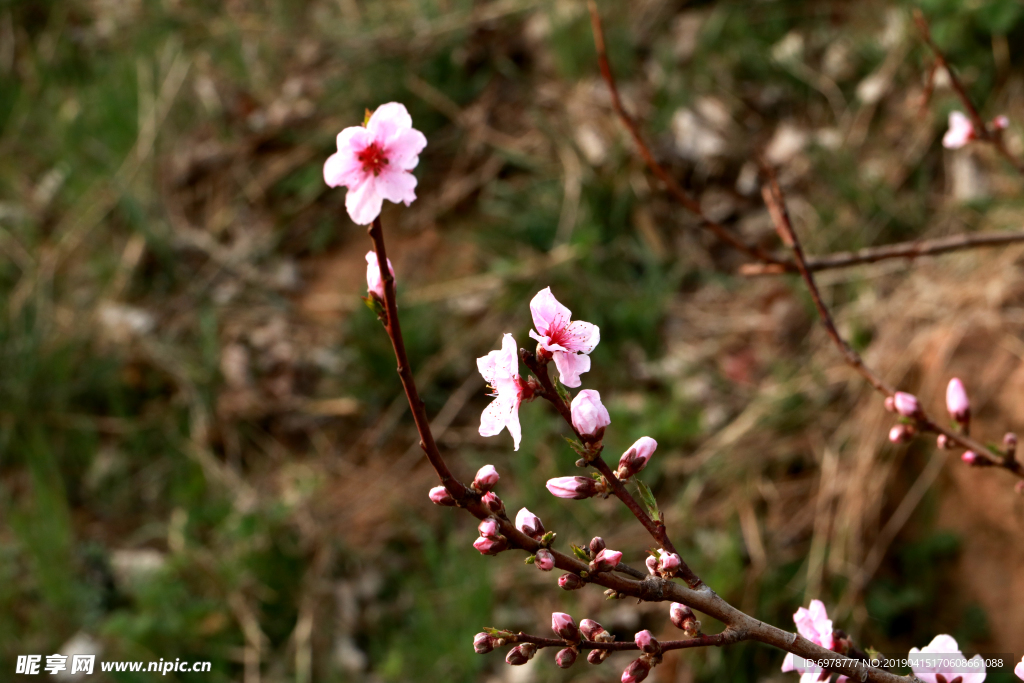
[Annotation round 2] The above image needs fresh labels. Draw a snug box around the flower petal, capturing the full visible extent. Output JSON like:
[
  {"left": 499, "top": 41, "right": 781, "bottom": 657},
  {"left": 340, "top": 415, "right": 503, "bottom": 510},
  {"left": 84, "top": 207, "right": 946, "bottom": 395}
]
[
  {"left": 345, "top": 176, "right": 383, "bottom": 225},
  {"left": 552, "top": 350, "right": 590, "bottom": 388},
  {"left": 530, "top": 287, "right": 572, "bottom": 338},
  {"left": 386, "top": 128, "right": 427, "bottom": 171},
  {"left": 479, "top": 395, "right": 514, "bottom": 437},
  {"left": 376, "top": 167, "right": 418, "bottom": 206},
  {"left": 367, "top": 102, "right": 413, "bottom": 141},
  {"left": 560, "top": 320, "right": 600, "bottom": 353}
]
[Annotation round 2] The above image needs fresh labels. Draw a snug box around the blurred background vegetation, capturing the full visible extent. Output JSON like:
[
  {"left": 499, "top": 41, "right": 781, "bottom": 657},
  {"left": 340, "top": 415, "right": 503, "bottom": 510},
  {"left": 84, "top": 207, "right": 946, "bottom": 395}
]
[{"left": 2, "top": 0, "right": 1024, "bottom": 681}]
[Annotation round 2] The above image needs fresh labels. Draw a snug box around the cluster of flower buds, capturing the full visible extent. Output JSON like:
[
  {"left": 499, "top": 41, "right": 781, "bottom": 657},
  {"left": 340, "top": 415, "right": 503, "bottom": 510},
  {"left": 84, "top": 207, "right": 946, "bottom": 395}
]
[
  {"left": 546, "top": 475, "right": 605, "bottom": 499},
  {"left": 515, "top": 509, "right": 556, "bottom": 569},
  {"left": 571, "top": 389, "right": 611, "bottom": 439},
  {"left": 473, "top": 517, "right": 508, "bottom": 555},
  {"left": 505, "top": 642, "right": 537, "bottom": 665},
  {"left": 942, "top": 111, "right": 1011, "bottom": 150},
  {"left": 885, "top": 391, "right": 921, "bottom": 444},
  {"left": 471, "top": 464, "right": 499, "bottom": 493},
  {"left": 670, "top": 603, "right": 700, "bottom": 636},
  {"left": 646, "top": 548, "right": 681, "bottom": 577},
  {"left": 616, "top": 436, "right": 657, "bottom": 480},
  {"left": 579, "top": 618, "right": 615, "bottom": 663}
]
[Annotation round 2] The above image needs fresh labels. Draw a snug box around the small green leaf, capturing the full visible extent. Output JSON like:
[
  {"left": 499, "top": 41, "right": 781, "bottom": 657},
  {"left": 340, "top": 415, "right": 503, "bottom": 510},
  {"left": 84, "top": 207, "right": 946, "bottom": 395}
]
[
  {"left": 540, "top": 531, "right": 556, "bottom": 546},
  {"left": 571, "top": 544, "right": 589, "bottom": 561},
  {"left": 635, "top": 479, "right": 661, "bottom": 522},
  {"left": 525, "top": 555, "right": 536, "bottom": 564},
  {"left": 555, "top": 382, "right": 571, "bottom": 403},
  {"left": 563, "top": 436, "right": 587, "bottom": 457}
]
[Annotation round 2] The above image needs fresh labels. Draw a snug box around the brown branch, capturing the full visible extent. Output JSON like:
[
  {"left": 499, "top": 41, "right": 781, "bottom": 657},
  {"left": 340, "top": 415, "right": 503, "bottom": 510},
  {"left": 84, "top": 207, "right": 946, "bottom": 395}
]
[
  {"left": 502, "top": 630, "right": 743, "bottom": 651},
  {"left": 739, "top": 229, "right": 1024, "bottom": 276},
  {"left": 586, "top": 1, "right": 791, "bottom": 270},
  {"left": 758, "top": 165, "right": 1024, "bottom": 479},
  {"left": 521, "top": 348, "right": 702, "bottom": 588},
  {"left": 913, "top": 10, "right": 1024, "bottom": 175}
]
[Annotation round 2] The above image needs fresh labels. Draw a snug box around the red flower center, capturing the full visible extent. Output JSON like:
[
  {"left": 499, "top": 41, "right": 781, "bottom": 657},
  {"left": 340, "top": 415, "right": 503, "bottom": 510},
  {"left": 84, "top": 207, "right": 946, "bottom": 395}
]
[{"left": 357, "top": 142, "right": 389, "bottom": 176}]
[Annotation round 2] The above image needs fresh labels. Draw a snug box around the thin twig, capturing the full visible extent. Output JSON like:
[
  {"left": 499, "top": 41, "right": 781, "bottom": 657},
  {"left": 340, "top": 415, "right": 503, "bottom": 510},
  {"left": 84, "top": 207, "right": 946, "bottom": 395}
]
[
  {"left": 759, "top": 163, "right": 1024, "bottom": 479},
  {"left": 507, "top": 630, "right": 743, "bottom": 651}
]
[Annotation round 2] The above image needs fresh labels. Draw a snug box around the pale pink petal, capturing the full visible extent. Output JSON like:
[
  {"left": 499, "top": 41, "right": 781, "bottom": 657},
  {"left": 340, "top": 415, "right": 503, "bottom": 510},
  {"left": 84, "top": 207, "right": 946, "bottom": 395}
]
[
  {"left": 961, "top": 656, "right": 986, "bottom": 683},
  {"left": 505, "top": 391, "right": 522, "bottom": 451},
  {"left": 530, "top": 287, "right": 572, "bottom": 338},
  {"left": 364, "top": 251, "right": 394, "bottom": 299},
  {"left": 386, "top": 128, "right": 428, "bottom": 170},
  {"left": 943, "top": 111, "right": 974, "bottom": 149},
  {"left": 323, "top": 150, "right": 364, "bottom": 188},
  {"left": 498, "top": 333, "right": 519, "bottom": 375},
  {"left": 799, "top": 672, "right": 825, "bottom": 683},
  {"left": 781, "top": 652, "right": 796, "bottom": 673},
  {"left": 375, "top": 167, "right": 418, "bottom": 206},
  {"left": 552, "top": 350, "right": 590, "bottom": 388},
  {"left": 345, "top": 176, "right": 383, "bottom": 225},
  {"left": 479, "top": 395, "right": 514, "bottom": 438},
  {"left": 366, "top": 102, "right": 413, "bottom": 141},
  {"left": 560, "top": 320, "right": 600, "bottom": 353},
  {"left": 1014, "top": 657, "right": 1024, "bottom": 680},
  {"left": 337, "top": 125, "right": 371, "bottom": 151}
]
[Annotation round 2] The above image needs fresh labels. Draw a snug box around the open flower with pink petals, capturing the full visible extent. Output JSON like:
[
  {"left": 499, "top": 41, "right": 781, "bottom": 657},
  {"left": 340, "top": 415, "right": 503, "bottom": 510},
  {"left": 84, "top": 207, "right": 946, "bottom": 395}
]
[
  {"left": 365, "top": 251, "right": 394, "bottom": 300},
  {"left": 910, "top": 635, "right": 986, "bottom": 683},
  {"left": 781, "top": 600, "right": 835, "bottom": 683},
  {"left": 477, "top": 333, "right": 526, "bottom": 450},
  {"left": 324, "top": 102, "right": 427, "bottom": 225},
  {"left": 529, "top": 287, "right": 600, "bottom": 387},
  {"left": 1014, "top": 655, "right": 1023, "bottom": 680},
  {"left": 943, "top": 111, "right": 976, "bottom": 150}
]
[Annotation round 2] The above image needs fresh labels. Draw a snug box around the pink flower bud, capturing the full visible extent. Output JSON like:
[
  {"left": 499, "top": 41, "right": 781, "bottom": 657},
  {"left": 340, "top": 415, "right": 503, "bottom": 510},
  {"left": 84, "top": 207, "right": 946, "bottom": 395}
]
[
  {"left": 945, "top": 378, "right": 970, "bottom": 423},
  {"left": 994, "top": 115, "right": 1010, "bottom": 130},
  {"left": 552, "top": 612, "right": 580, "bottom": 641},
  {"left": 889, "top": 425, "right": 912, "bottom": 444},
  {"left": 555, "top": 647, "right": 578, "bottom": 668},
  {"left": 515, "top": 508, "right": 545, "bottom": 539},
  {"left": 658, "top": 551, "right": 681, "bottom": 574},
  {"left": 365, "top": 251, "right": 395, "bottom": 300},
  {"left": 546, "top": 476, "right": 600, "bottom": 500},
  {"left": 893, "top": 392, "right": 919, "bottom": 417},
  {"left": 473, "top": 632, "right": 494, "bottom": 654},
  {"left": 617, "top": 436, "right": 657, "bottom": 479},
  {"left": 635, "top": 630, "right": 659, "bottom": 654},
  {"left": 428, "top": 485, "right": 456, "bottom": 506},
  {"left": 588, "top": 649, "right": 610, "bottom": 664},
  {"left": 478, "top": 518, "right": 501, "bottom": 539},
  {"left": 670, "top": 603, "right": 696, "bottom": 631},
  {"left": 589, "top": 536, "right": 606, "bottom": 555},
  {"left": 884, "top": 396, "right": 895, "bottom": 412},
  {"left": 943, "top": 111, "right": 976, "bottom": 149},
  {"left": 571, "top": 389, "right": 611, "bottom": 437},
  {"left": 472, "top": 464, "right": 499, "bottom": 492},
  {"left": 580, "top": 619, "right": 607, "bottom": 641},
  {"left": 590, "top": 548, "right": 622, "bottom": 572},
  {"left": 558, "top": 573, "right": 584, "bottom": 590},
  {"left": 535, "top": 548, "right": 555, "bottom": 571},
  {"left": 622, "top": 657, "right": 652, "bottom": 683},
  {"left": 961, "top": 451, "right": 978, "bottom": 465},
  {"left": 937, "top": 434, "right": 950, "bottom": 449},
  {"left": 645, "top": 556, "right": 658, "bottom": 575},
  {"left": 473, "top": 535, "right": 507, "bottom": 555},
  {"left": 482, "top": 491, "right": 504, "bottom": 515},
  {"left": 505, "top": 643, "right": 535, "bottom": 665}
]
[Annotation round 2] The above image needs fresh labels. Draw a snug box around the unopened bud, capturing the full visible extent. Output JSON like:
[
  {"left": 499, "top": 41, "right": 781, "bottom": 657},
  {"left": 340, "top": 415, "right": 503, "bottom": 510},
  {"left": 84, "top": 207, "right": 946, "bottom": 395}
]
[
  {"left": 472, "top": 464, "right": 499, "bottom": 492},
  {"left": 478, "top": 518, "right": 501, "bottom": 539},
  {"left": 884, "top": 396, "right": 895, "bottom": 412},
  {"left": 889, "top": 424, "right": 913, "bottom": 444},
  {"left": 559, "top": 573, "right": 584, "bottom": 590},
  {"left": 589, "top": 536, "right": 606, "bottom": 556},
  {"left": 505, "top": 643, "right": 536, "bottom": 666},
  {"left": 962, "top": 451, "right": 978, "bottom": 465},
  {"left": 604, "top": 588, "right": 618, "bottom": 599},
  {"left": 473, "top": 535, "right": 507, "bottom": 555},
  {"left": 645, "top": 556, "right": 658, "bottom": 575},
  {"left": 429, "top": 486, "right": 456, "bottom": 506},
  {"left": 555, "top": 647, "right": 578, "bottom": 668},
  {"left": 580, "top": 619, "right": 606, "bottom": 641},
  {"left": 546, "top": 476, "right": 601, "bottom": 500},
  {"left": 515, "top": 508, "right": 545, "bottom": 539},
  {"left": 1004, "top": 433, "right": 1018, "bottom": 459},
  {"left": 473, "top": 632, "right": 494, "bottom": 654},
  {"left": 552, "top": 612, "right": 580, "bottom": 641},
  {"left": 588, "top": 648, "right": 610, "bottom": 665},
  {"left": 893, "top": 392, "right": 920, "bottom": 417},
  {"left": 937, "top": 434, "right": 950, "bottom": 449},
  {"left": 657, "top": 551, "right": 681, "bottom": 574},
  {"left": 535, "top": 548, "right": 555, "bottom": 571},
  {"left": 1015, "top": 481, "right": 1024, "bottom": 495},
  {"left": 635, "top": 630, "right": 660, "bottom": 654},
  {"left": 590, "top": 548, "right": 623, "bottom": 573},
  {"left": 993, "top": 115, "right": 1010, "bottom": 130},
  {"left": 946, "top": 378, "right": 970, "bottom": 425},
  {"left": 670, "top": 603, "right": 696, "bottom": 632},
  {"left": 482, "top": 491, "right": 504, "bottom": 515},
  {"left": 622, "top": 657, "right": 652, "bottom": 683},
  {"left": 616, "top": 436, "right": 658, "bottom": 480},
  {"left": 571, "top": 390, "right": 611, "bottom": 438}
]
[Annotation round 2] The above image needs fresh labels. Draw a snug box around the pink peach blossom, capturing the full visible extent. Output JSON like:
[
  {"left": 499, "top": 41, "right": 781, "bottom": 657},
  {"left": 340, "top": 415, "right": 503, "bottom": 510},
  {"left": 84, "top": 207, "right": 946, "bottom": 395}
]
[
  {"left": 477, "top": 333, "right": 526, "bottom": 451},
  {"left": 529, "top": 287, "right": 600, "bottom": 387},
  {"left": 962, "top": 451, "right": 978, "bottom": 464},
  {"left": 324, "top": 103, "right": 427, "bottom": 225},
  {"left": 571, "top": 389, "right": 610, "bottom": 437},
  {"left": 591, "top": 548, "right": 622, "bottom": 572},
  {"left": 943, "top": 111, "right": 975, "bottom": 150},
  {"left": 910, "top": 634, "right": 986, "bottom": 683},
  {"left": 781, "top": 600, "right": 834, "bottom": 681},
  {"left": 364, "top": 251, "right": 395, "bottom": 300},
  {"left": 1014, "top": 655, "right": 1023, "bottom": 680},
  {"left": 515, "top": 508, "right": 545, "bottom": 539},
  {"left": 617, "top": 436, "right": 657, "bottom": 479},
  {"left": 893, "top": 392, "right": 920, "bottom": 417},
  {"left": 546, "top": 475, "right": 600, "bottom": 499}
]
